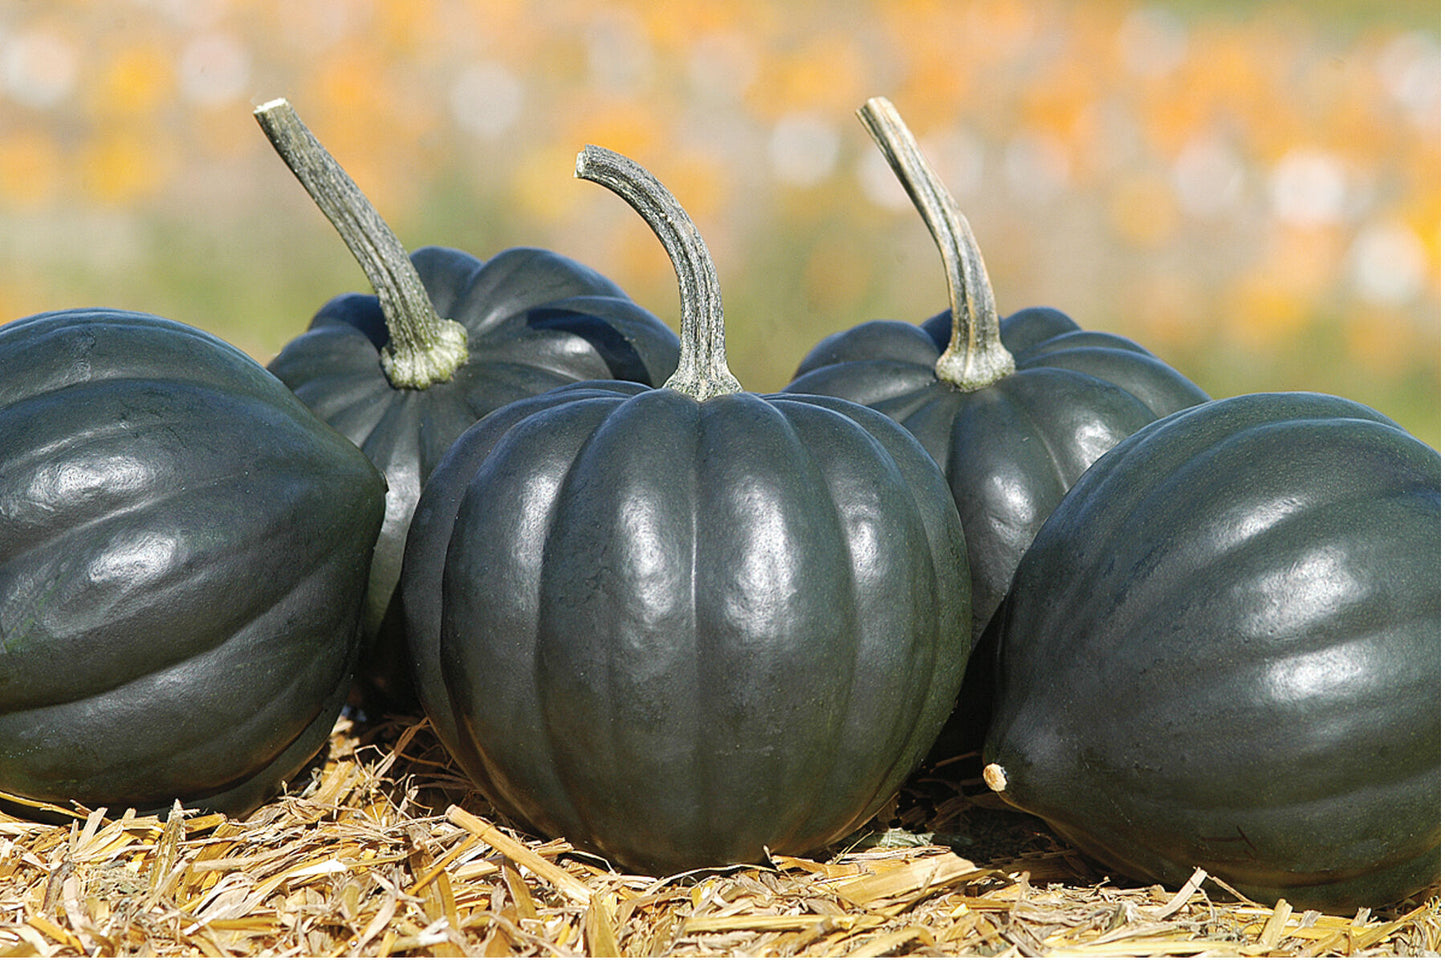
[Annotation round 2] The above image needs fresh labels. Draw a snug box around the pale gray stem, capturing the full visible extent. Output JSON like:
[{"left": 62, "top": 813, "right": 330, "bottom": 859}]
[
  {"left": 858, "top": 96, "right": 1015, "bottom": 391},
  {"left": 254, "top": 97, "right": 468, "bottom": 389},
  {"left": 575, "top": 145, "right": 742, "bottom": 401}
]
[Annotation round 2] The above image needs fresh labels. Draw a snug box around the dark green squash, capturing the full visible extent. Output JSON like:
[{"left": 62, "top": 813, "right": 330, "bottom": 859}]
[
  {"left": 402, "top": 146, "right": 971, "bottom": 875},
  {"left": 787, "top": 98, "right": 1208, "bottom": 647},
  {"left": 981, "top": 391, "right": 1440, "bottom": 913},
  {"left": 254, "top": 100, "right": 681, "bottom": 705},
  {"left": 0, "top": 308, "right": 385, "bottom": 817}
]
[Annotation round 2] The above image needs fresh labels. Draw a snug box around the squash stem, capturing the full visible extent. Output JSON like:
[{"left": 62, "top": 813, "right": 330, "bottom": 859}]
[
  {"left": 574, "top": 145, "right": 742, "bottom": 401},
  {"left": 254, "top": 98, "right": 468, "bottom": 390},
  {"left": 858, "top": 97, "right": 1014, "bottom": 391}
]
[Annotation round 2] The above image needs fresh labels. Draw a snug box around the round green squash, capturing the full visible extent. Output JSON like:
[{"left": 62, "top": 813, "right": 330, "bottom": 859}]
[
  {"left": 787, "top": 99, "right": 1208, "bottom": 644},
  {"left": 255, "top": 100, "right": 680, "bottom": 705},
  {"left": 0, "top": 308, "right": 385, "bottom": 817},
  {"left": 402, "top": 146, "right": 971, "bottom": 875},
  {"left": 982, "top": 391, "right": 1440, "bottom": 913}
]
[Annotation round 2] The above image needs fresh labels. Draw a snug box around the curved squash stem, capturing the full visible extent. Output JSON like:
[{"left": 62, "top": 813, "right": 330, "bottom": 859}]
[
  {"left": 254, "top": 98, "right": 468, "bottom": 390},
  {"left": 858, "top": 97, "right": 1015, "bottom": 391},
  {"left": 575, "top": 145, "right": 742, "bottom": 401}
]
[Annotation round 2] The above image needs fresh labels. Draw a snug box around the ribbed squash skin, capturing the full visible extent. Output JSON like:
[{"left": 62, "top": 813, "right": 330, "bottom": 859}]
[
  {"left": 268, "top": 245, "right": 680, "bottom": 698},
  {"left": 0, "top": 309, "right": 385, "bottom": 816},
  {"left": 788, "top": 306, "right": 1208, "bottom": 641},
  {"left": 983, "top": 392, "right": 1440, "bottom": 912},
  {"left": 402, "top": 382, "right": 970, "bottom": 875}
]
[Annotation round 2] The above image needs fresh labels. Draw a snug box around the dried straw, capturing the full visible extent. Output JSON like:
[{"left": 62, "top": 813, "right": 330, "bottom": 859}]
[{"left": 0, "top": 714, "right": 1436, "bottom": 957}]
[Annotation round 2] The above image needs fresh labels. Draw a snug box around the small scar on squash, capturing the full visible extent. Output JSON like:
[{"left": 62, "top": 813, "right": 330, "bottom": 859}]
[{"left": 983, "top": 762, "right": 1007, "bottom": 792}]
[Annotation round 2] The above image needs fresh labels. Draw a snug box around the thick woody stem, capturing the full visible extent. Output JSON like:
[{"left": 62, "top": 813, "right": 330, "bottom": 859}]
[
  {"left": 858, "top": 96, "right": 1015, "bottom": 391},
  {"left": 255, "top": 97, "right": 468, "bottom": 389},
  {"left": 575, "top": 145, "right": 742, "bottom": 401}
]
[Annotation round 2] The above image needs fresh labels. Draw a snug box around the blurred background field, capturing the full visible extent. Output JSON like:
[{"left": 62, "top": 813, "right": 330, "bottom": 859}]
[{"left": 0, "top": 0, "right": 1437, "bottom": 446}]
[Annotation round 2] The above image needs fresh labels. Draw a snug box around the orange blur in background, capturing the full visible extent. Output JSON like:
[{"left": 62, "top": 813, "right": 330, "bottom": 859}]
[{"left": 0, "top": 0, "right": 1437, "bottom": 445}]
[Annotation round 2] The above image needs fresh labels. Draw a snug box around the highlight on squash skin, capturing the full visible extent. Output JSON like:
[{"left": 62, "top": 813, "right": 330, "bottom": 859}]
[
  {"left": 856, "top": 96, "right": 1015, "bottom": 393},
  {"left": 254, "top": 97, "right": 469, "bottom": 390}
]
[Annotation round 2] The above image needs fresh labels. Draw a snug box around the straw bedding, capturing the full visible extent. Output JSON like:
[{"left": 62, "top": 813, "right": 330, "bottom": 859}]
[{"left": 0, "top": 714, "right": 1436, "bottom": 957}]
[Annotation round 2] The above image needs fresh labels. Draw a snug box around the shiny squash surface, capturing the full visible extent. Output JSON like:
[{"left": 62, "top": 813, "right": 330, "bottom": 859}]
[
  {"left": 983, "top": 392, "right": 1440, "bottom": 912},
  {"left": 0, "top": 309, "right": 385, "bottom": 816}
]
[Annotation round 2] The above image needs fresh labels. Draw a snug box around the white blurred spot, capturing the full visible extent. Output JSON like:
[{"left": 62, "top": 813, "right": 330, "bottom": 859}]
[
  {"left": 1269, "top": 148, "right": 1349, "bottom": 226},
  {"left": 687, "top": 32, "right": 759, "bottom": 103},
  {"left": 179, "top": 33, "right": 252, "bottom": 106},
  {"left": 1004, "top": 131, "right": 1070, "bottom": 202},
  {"left": 1376, "top": 31, "right": 1441, "bottom": 132},
  {"left": 586, "top": 12, "right": 653, "bottom": 94},
  {"left": 1117, "top": 6, "right": 1188, "bottom": 79},
  {"left": 857, "top": 127, "right": 983, "bottom": 211},
  {"left": 1, "top": 29, "right": 77, "bottom": 109},
  {"left": 923, "top": 130, "right": 985, "bottom": 197},
  {"left": 290, "top": 0, "right": 373, "bottom": 50},
  {"left": 450, "top": 62, "right": 524, "bottom": 139},
  {"left": 1349, "top": 221, "right": 1427, "bottom": 305},
  {"left": 131, "top": 0, "right": 229, "bottom": 29},
  {"left": 1078, "top": 98, "right": 1147, "bottom": 176},
  {"left": 1172, "top": 134, "right": 1244, "bottom": 218},
  {"left": 769, "top": 113, "right": 839, "bottom": 186},
  {"left": 857, "top": 149, "right": 913, "bottom": 210}
]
